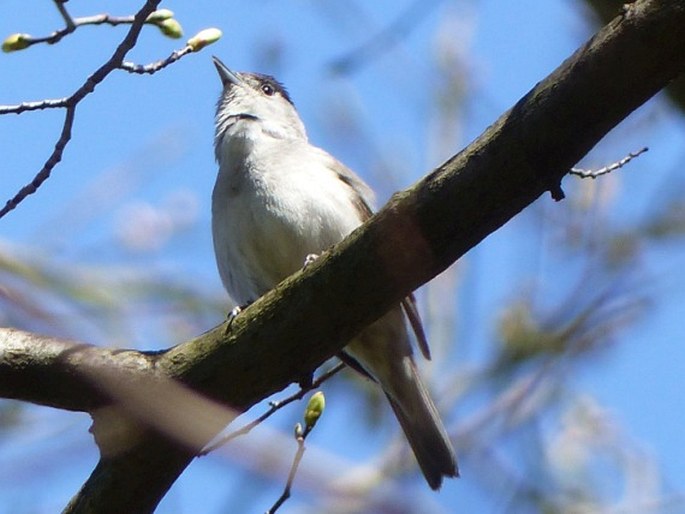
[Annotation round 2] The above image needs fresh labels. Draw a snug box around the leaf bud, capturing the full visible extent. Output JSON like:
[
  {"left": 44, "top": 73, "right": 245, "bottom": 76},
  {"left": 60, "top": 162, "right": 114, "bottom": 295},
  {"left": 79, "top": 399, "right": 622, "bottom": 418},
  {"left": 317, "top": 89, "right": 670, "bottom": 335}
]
[
  {"left": 2, "top": 33, "right": 31, "bottom": 53},
  {"left": 187, "top": 28, "right": 222, "bottom": 52},
  {"left": 157, "top": 19, "right": 183, "bottom": 39},
  {"left": 303, "top": 391, "right": 325, "bottom": 430}
]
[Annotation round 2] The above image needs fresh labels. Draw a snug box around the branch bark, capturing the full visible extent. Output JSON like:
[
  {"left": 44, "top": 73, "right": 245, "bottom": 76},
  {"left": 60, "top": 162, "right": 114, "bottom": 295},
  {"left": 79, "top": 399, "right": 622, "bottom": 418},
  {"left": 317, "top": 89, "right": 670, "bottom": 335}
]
[
  {"left": 583, "top": 0, "right": 685, "bottom": 112},
  {"left": 0, "top": 329, "right": 154, "bottom": 411},
  {"left": 1, "top": 0, "right": 683, "bottom": 512}
]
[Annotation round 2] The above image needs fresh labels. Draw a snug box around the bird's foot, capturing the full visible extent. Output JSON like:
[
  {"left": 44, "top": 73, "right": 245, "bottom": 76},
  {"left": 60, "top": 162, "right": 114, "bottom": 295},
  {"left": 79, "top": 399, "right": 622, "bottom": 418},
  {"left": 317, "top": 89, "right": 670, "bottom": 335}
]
[
  {"left": 224, "top": 303, "right": 251, "bottom": 335},
  {"left": 303, "top": 253, "right": 320, "bottom": 268}
]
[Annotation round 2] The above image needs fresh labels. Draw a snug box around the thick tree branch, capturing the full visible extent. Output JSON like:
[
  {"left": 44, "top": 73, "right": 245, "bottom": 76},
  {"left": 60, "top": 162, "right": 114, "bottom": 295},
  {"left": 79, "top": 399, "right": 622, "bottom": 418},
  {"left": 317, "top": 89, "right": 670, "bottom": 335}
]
[
  {"left": 0, "top": 328, "right": 155, "bottom": 411},
  {"left": 0, "top": 0, "right": 683, "bottom": 512}
]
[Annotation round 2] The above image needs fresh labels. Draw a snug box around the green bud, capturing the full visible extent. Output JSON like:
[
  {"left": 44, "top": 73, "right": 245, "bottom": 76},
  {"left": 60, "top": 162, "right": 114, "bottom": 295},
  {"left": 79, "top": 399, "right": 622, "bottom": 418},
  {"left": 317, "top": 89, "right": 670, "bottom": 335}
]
[
  {"left": 146, "top": 9, "right": 174, "bottom": 23},
  {"left": 157, "top": 19, "right": 183, "bottom": 39},
  {"left": 303, "top": 391, "right": 325, "bottom": 430},
  {"left": 187, "top": 28, "right": 222, "bottom": 52},
  {"left": 2, "top": 33, "right": 31, "bottom": 53}
]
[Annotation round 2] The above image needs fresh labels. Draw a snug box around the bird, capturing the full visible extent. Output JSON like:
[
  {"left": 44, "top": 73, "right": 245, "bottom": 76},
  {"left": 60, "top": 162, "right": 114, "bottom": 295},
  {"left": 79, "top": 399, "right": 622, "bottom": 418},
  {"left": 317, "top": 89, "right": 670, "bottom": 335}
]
[{"left": 210, "top": 56, "right": 458, "bottom": 489}]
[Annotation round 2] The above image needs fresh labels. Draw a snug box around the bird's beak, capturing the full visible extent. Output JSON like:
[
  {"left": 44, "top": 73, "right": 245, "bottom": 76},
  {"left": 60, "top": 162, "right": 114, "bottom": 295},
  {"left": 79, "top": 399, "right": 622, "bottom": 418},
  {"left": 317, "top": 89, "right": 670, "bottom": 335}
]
[{"left": 212, "top": 56, "right": 243, "bottom": 87}]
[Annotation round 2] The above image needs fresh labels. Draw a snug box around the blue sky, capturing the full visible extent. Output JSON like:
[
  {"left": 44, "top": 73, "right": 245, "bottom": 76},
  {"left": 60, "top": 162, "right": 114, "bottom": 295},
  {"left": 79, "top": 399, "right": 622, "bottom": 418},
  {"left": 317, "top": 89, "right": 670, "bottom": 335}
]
[{"left": 1, "top": 1, "right": 685, "bottom": 512}]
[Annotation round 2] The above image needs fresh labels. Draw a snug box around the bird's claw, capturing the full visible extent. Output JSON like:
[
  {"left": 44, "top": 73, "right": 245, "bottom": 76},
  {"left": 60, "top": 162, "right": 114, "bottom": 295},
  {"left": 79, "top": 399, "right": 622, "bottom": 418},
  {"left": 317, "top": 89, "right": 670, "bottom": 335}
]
[
  {"left": 224, "top": 304, "right": 246, "bottom": 335},
  {"left": 303, "top": 253, "right": 320, "bottom": 268}
]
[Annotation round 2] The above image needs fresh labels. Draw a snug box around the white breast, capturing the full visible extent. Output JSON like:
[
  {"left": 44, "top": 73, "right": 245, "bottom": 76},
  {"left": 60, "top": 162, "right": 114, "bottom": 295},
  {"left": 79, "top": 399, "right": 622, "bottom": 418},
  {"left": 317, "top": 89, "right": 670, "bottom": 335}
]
[{"left": 212, "top": 137, "right": 365, "bottom": 305}]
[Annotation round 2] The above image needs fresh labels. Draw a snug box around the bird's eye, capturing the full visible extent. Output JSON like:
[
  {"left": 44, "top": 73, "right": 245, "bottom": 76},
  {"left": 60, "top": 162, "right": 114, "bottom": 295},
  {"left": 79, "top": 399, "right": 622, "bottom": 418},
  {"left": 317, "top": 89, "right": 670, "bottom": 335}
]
[{"left": 261, "top": 83, "right": 275, "bottom": 96}]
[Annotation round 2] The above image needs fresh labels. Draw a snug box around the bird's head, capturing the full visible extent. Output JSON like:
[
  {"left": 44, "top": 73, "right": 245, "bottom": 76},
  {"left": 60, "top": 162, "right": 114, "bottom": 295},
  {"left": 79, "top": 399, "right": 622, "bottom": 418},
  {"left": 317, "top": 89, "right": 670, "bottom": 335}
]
[{"left": 213, "top": 56, "right": 307, "bottom": 147}]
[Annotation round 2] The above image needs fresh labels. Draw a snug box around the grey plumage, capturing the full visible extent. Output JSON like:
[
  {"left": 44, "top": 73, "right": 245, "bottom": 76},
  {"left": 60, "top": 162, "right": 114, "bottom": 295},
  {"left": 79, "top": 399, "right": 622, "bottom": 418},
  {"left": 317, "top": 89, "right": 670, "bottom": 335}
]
[{"left": 210, "top": 56, "right": 458, "bottom": 489}]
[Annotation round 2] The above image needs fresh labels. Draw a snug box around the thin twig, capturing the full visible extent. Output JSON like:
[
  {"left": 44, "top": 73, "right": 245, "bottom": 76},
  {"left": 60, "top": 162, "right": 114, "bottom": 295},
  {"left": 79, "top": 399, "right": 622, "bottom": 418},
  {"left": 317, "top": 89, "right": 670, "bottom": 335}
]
[
  {"left": 0, "top": 106, "right": 75, "bottom": 217},
  {"left": 68, "top": 14, "right": 137, "bottom": 29},
  {"left": 119, "top": 46, "right": 194, "bottom": 75},
  {"left": 31, "top": 14, "right": 138, "bottom": 46},
  {"left": 267, "top": 427, "right": 310, "bottom": 514},
  {"left": 0, "top": 0, "right": 162, "bottom": 220},
  {"left": 268, "top": 391, "right": 325, "bottom": 514},
  {"left": 199, "top": 363, "right": 344, "bottom": 455},
  {"left": 17, "top": 4, "right": 147, "bottom": 49},
  {"left": 570, "top": 147, "right": 648, "bottom": 179},
  {"left": 54, "top": 0, "right": 76, "bottom": 31},
  {"left": 0, "top": 98, "right": 70, "bottom": 115}
]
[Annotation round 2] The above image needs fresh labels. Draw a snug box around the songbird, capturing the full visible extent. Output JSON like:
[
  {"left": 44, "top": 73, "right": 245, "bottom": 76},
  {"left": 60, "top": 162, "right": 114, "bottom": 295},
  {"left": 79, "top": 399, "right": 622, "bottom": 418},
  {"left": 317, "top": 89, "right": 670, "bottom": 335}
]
[{"left": 210, "top": 56, "right": 457, "bottom": 489}]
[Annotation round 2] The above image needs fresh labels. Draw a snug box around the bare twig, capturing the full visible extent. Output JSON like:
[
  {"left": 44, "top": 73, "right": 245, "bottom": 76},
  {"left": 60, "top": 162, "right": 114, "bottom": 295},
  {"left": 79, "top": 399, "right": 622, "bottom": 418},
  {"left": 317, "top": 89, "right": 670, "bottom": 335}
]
[
  {"left": 13, "top": 14, "right": 140, "bottom": 48},
  {"left": 119, "top": 46, "right": 194, "bottom": 75},
  {"left": 0, "top": 0, "right": 163, "bottom": 220},
  {"left": 0, "top": 105, "right": 77, "bottom": 217},
  {"left": 267, "top": 392, "right": 325, "bottom": 514},
  {"left": 267, "top": 427, "right": 309, "bottom": 514},
  {"left": 54, "top": 0, "right": 76, "bottom": 31},
  {"left": 570, "top": 147, "right": 648, "bottom": 179},
  {"left": 13, "top": 1, "right": 159, "bottom": 49},
  {"left": 0, "top": 97, "right": 70, "bottom": 115},
  {"left": 0, "top": 4, "right": 219, "bottom": 217},
  {"left": 199, "top": 363, "right": 344, "bottom": 455}
]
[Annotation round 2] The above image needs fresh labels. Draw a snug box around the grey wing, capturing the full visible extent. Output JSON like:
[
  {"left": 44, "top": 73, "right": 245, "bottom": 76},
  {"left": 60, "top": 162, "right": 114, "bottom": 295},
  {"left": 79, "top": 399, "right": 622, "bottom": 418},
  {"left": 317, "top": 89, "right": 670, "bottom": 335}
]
[
  {"left": 324, "top": 152, "right": 431, "bottom": 360},
  {"left": 321, "top": 151, "right": 376, "bottom": 219}
]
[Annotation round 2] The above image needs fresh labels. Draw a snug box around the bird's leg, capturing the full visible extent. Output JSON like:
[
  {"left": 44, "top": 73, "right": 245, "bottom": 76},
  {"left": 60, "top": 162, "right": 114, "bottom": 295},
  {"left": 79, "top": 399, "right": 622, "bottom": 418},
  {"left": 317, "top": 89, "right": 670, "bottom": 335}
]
[
  {"left": 303, "top": 253, "right": 320, "bottom": 268},
  {"left": 227, "top": 305, "right": 243, "bottom": 324},
  {"left": 224, "top": 302, "right": 252, "bottom": 334}
]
